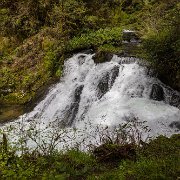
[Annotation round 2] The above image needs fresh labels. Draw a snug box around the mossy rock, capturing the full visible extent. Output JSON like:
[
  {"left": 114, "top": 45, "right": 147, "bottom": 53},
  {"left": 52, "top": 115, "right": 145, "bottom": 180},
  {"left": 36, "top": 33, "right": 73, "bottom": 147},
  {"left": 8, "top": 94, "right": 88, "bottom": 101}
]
[{"left": 93, "top": 51, "right": 113, "bottom": 63}]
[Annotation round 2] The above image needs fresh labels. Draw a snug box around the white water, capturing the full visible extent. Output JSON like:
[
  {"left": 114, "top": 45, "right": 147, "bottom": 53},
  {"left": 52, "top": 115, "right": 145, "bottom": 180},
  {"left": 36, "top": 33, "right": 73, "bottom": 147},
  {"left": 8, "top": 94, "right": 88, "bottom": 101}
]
[{"left": 1, "top": 53, "right": 180, "bottom": 150}]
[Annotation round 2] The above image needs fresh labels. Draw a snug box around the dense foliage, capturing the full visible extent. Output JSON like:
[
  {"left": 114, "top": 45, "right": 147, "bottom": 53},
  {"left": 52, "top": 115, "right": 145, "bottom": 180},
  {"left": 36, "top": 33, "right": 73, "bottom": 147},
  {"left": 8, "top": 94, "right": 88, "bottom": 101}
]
[
  {"left": 0, "top": 1, "right": 179, "bottom": 178},
  {"left": 0, "top": 0, "right": 179, "bottom": 119},
  {"left": 142, "top": 1, "right": 180, "bottom": 90},
  {"left": 0, "top": 134, "right": 179, "bottom": 179}
]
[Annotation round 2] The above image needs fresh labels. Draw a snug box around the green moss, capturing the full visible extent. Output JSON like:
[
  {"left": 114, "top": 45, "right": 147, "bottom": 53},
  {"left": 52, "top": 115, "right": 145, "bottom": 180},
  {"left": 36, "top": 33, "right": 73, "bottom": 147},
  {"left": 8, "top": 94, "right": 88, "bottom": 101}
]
[
  {"left": 98, "top": 44, "right": 122, "bottom": 54},
  {"left": 44, "top": 51, "right": 57, "bottom": 73},
  {"left": 55, "top": 69, "right": 62, "bottom": 78}
]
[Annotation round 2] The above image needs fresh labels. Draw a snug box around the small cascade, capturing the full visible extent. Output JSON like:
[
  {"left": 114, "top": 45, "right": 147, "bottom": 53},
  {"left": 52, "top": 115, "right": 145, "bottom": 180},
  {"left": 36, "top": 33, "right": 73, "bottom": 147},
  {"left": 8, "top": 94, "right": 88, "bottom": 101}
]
[{"left": 1, "top": 53, "right": 180, "bottom": 150}]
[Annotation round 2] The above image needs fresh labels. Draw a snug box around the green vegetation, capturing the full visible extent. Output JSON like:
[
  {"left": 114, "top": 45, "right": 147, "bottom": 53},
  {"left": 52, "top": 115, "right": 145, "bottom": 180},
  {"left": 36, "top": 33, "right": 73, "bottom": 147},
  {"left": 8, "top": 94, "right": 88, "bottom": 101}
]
[
  {"left": 0, "top": 0, "right": 179, "bottom": 108},
  {"left": 0, "top": 133, "right": 179, "bottom": 179},
  {"left": 142, "top": 0, "right": 180, "bottom": 90},
  {"left": 67, "top": 27, "right": 123, "bottom": 51},
  {"left": 0, "top": 1, "right": 179, "bottom": 178}
]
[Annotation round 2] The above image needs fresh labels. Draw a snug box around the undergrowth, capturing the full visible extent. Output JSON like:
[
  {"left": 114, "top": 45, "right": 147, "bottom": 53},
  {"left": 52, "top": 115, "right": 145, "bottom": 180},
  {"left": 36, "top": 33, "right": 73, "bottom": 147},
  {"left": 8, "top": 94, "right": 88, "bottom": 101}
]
[
  {"left": 0, "top": 119, "right": 179, "bottom": 179},
  {"left": 0, "top": 0, "right": 179, "bottom": 112},
  {"left": 0, "top": 134, "right": 179, "bottom": 179}
]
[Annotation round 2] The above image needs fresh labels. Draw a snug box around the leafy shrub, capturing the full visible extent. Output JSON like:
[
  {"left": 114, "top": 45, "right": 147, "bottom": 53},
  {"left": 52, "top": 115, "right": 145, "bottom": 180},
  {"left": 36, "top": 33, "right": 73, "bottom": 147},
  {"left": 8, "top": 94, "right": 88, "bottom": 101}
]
[
  {"left": 0, "top": 125, "right": 179, "bottom": 179},
  {"left": 67, "top": 27, "right": 123, "bottom": 52},
  {"left": 142, "top": 1, "right": 180, "bottom": 90},
  {"left": 118, "top": 135, "right": 180, "bottom": 180}
]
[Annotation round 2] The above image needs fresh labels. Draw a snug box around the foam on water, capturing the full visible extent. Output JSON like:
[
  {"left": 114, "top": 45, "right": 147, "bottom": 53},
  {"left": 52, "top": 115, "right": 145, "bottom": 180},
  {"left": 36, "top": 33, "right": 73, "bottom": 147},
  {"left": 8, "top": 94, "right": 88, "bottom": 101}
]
[{"left": 1, "top": 53, "right": 180, "bottom": 150}]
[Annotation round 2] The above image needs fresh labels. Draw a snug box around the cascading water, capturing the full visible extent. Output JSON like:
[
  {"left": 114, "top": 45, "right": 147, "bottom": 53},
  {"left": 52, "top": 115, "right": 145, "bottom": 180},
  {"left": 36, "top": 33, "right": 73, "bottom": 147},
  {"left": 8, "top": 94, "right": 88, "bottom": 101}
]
[{"left": 1, "top": 53, "right": 180, "bottom": 150}]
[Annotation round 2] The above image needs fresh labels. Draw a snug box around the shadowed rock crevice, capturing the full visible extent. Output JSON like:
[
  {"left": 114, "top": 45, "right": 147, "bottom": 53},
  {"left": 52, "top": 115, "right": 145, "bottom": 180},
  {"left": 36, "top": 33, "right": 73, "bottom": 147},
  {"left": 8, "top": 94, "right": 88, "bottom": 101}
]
[
  {"left": 93, "top": 143, "right": 136, "bottom": 163},
  {"left": 150, "top": 84, "right": 164, "bottom": 101},
  {"left": 169, "top": 94, "right": 180, "bottom": 109},
  {"left": 61, "top": 85, "right": 84, "bottom": 127},
  {"left": 97, "top": 66, "right": 119, "bottom": 99},
  {"left": 150, "top": 84, "right": 180, "bottom": 108},
  {"left": 97, "top": 73, "right": 110, "bottom": 99}
]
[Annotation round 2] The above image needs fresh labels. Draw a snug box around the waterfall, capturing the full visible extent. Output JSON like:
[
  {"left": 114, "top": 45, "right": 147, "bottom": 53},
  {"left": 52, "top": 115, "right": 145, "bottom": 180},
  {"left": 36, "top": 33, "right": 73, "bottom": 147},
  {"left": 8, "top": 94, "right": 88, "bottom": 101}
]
[{"left": 1, "top": 53, "right": 180, "bottom": 150}]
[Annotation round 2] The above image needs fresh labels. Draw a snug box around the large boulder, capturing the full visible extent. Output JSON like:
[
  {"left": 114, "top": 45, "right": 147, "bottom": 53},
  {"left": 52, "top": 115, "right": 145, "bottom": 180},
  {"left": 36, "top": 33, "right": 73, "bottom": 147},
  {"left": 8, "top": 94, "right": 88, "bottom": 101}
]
[{"left": 94, "top": 51, "right": 113, "bottom": 64}]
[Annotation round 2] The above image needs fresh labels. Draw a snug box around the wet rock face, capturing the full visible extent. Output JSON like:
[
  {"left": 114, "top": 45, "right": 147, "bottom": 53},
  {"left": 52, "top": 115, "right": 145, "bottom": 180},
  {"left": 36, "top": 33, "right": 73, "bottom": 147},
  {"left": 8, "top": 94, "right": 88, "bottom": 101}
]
[
  {"left": 74, "top": 85, "right": 84, "bottom": 103},
  {"left": 97, "top": 73, "right": 109, "bottom": 99},
  {"left": 62, "top": 85, "right": 84, "bottom": 126},
  {"left": 110, "top": 66, "right": 119, "bottom": 87},
  {"left": 169, "top": 121, "right": 180, "bottom": 130},
  {"left": 169, "top": 94, "right": 180, "bottom": 108},
  {"left": 97, "top": 66, "right": 119, "bottom": 99},
  {"left": 80, "top": 49, "right": 94, "bottom": 54},
  {"left": 150, "top": 84, "right": 180, "bottom": 107},
  {"left": 150, "top": 84, "right": 164, "bottom": 101},
  {"left": 78, "top": 55, "right": 86, "bottom": 65}
]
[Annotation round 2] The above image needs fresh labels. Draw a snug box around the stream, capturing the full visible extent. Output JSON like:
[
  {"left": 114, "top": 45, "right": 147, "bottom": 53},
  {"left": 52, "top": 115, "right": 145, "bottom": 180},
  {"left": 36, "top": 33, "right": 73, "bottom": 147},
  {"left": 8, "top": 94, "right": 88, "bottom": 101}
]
[{"left": 1, "top": 52, "right": 180, "bottom": 150}]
